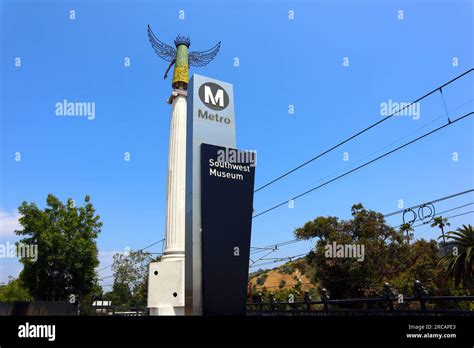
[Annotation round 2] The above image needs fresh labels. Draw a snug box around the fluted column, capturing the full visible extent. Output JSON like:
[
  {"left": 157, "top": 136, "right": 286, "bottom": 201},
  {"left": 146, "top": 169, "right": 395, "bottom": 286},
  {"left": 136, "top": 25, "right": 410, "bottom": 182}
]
[{"left": 163, "top": 91, "right": 187, "bottom": 259}]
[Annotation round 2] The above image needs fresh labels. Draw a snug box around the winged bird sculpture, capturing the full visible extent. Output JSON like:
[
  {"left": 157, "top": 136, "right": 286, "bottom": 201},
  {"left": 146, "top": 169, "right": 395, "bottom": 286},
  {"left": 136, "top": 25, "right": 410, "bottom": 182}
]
[{"left": 147, "top": 25, "right": 221, "bottom": 90}]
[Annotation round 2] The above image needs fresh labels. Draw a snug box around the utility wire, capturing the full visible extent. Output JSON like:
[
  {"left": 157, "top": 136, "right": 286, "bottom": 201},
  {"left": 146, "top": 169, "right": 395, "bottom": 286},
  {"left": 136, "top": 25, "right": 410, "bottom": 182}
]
[
  {"left": 250, "top": 248, "right": 278, "bottom": 265},
  {"left": 252, "top": 111, "right": 473, "bottom": 219},
  {"left": 250, "top": 194, "right": 474, "bottom": 263},
  {"left": 435, "top": 202, "right": 474, "bottom": 216},
  {"left": 415, "top": 210, "right": 473, "bottom": 229},
  {"left": 251, "top": 238, "right": 308, "bottom": 255},
  {"left": 417, "top": 210, "right": 474, "bottom": 237},
  {"left": 392, "top": 202, "right": 474, "bottom": 229},
  {"left": 99, "top": 275, "right": 114, "bottom": 281},
  {"left": 254, "top": 69, "right": 473, "bottom": 193},
  {"left": 250, "top": 251, "right": 312, "bottom": 269},
  {"left": 439, "top": 88, "right": 451, "bottom": 122},
  {"left": 97, "top": 238, "right": 165, "bottom": 273},
  {"left": 250, "top": 210, "right": 474, "bottom": 268},
  {"left": 291, "top": 98, "right": 472, "bottom": 201},
  {"left": 384, "top": 190, "right": 474, "bottom": 218},
  {"left": 249, "top": 210, "right": 474, "bottom": 269},
  {"left": 259, "top": 252, "right": 310, "bottom": 261},
  {"left": 139, "top": 239, "right": 165, "bottom": 252}
]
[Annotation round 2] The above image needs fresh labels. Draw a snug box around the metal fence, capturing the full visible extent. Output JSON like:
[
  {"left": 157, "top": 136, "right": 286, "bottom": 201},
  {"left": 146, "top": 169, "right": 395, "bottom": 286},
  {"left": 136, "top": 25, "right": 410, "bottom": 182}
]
[
  {"left": 89, "top": 305, "right": 148, "bottom": 316},
  {"left": 0, "top": 301, "right": 79, "bottom": 316},
  {"left": 247, "top": 281, "right": 474, "bottom": 316},
  {"left": 247, "top": 295, "right": 474, "bottom": 316}
]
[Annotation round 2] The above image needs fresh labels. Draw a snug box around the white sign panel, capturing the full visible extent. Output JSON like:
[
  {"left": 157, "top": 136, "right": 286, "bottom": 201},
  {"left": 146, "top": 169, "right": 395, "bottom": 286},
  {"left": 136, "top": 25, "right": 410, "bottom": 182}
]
[{"left": 185, "top": 74, "right": 236, "bottom": 315}]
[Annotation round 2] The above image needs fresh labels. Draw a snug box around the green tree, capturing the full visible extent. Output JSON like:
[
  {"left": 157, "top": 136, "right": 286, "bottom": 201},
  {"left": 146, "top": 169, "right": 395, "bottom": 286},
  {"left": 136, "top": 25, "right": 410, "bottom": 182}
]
[
  {"left": 431, "top": 216, "right": 450, "bottom": 243},
  {"left": 295, "top": 204, "right": 444, "bottom": 298},
  {"left": 390, "top": 239, "right": 447, "bottom": 293},
  {"left": 15, "top": 194, "right": 102, "bottom": 301},
  {"left": 279, "top": 280, "right": 286, "bottom": 289},
  {"left": 294, "top": 280, "right": 302, "bottom": 292},
  {"left": 438, "top": 224, "right": 474, "bottom": 287},
  {"left": 80, "top": 283, "right": 104, "bottom": 315},
  {"left": 400, "top": 223, "right": 414, "bottom": 244},
  {"left": 256, "top": 273, "right": 268, "bottom": 286},
  {"left": 273, "top": 288, "right": 299, "bottom": 303},
  {"left": 105, "top": 282, "right": 132, "bottom": 307},
  {"left": 0, "top": 276, "right": 32, "bottom": 302},
  {"left": 110, "top": 250, "right": 153, "bottom": 307}
]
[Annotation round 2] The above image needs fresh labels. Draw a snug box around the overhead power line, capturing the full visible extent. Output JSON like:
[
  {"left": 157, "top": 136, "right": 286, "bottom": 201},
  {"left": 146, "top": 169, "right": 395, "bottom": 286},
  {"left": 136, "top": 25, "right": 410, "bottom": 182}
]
[
  {"left": 392, "top": 202, "right": 474, "bottom": 230},
  {"left": 417, "top": 210, "right": 474, "bottom": 237},
  {"left": 252, "top": 111, "right": 473, "bottom": 219},
  {"left": 250, "top": 190, "right": 473, "bottom": 259},
  {"left": 97, "top": 238, "right": 165, "bottom": 273},
  {"left": 251, "top": 238, "right": 306, "bottom": 255},
  {"left": 384, "top": 189, "right": 474, "bottom": 218},
  {"left": 259, "top": 252, "right": 309, "bottom": 261},
  {"left": 249, "top": 251, "right": 311, "bottom": 269},
  {"left": 254, "top": 69, "right": 473, "bottom": 193},
  {"left": 249, "top": 210, "right": 474, "bottom": 270},
  {"left": 139, "top": 239, "right": 165, "bottom": 252},
  {"left": 290, "top": 98, "right": 472, "bottom": 203},
  {"left": 435, "top": 202, "right": 474, "bottom": 216},
  {"left": 99, "top": 275, "right": 114, "bottom": 281}
]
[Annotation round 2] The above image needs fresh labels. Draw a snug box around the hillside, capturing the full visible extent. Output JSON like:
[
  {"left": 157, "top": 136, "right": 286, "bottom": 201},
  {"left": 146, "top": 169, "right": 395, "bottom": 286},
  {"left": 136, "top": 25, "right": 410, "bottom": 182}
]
[{"left": 248, "top": 257, "right": 317, "bottom": 293}]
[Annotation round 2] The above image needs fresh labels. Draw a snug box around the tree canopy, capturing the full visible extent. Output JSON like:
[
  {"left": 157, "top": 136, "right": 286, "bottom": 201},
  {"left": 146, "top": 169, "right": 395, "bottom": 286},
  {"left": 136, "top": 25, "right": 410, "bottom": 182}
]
[
  {"left": 295, "top": 204, "right": 446, "bottom": 298},
  {"left": 105, "top": 250, "right": 155, "bottom": 307},
  {"left": 15, "top": 194, "right": 102, "bottom": 301},
  {"left": 0, "top": 276, "right": 32, "bottom": 302},
  {"left": 439, "top": 224, "right": 474, "bottom": 287}
]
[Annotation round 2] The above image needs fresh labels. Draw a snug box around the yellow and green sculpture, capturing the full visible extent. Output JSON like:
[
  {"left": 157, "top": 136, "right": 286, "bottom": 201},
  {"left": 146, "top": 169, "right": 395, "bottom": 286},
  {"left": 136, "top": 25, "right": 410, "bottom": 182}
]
[{"left": 147, "top": 25, "right": 221, "bottom": 90}]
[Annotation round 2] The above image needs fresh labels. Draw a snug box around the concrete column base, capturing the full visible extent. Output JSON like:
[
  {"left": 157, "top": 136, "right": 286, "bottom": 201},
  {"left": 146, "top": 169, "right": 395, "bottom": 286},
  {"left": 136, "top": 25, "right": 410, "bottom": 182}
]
[
  {"left": 149, "top": 306, "right": 185, "bottom": 316},
  {"left": 147, "top": 260, "right": 185, "bottom": 316}
]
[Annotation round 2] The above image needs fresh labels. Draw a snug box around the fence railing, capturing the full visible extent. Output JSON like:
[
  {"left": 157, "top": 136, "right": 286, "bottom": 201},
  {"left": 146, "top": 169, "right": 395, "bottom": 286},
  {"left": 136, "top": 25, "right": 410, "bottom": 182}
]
[
  {"left": 90, "top": 305, "right": 148, "bottom": 316},
  {"left": 0, "top": 301, "right": 79, "bottom": 316},
  {"left": 247, "top": 295, "right": 474, "bottom": 316}
]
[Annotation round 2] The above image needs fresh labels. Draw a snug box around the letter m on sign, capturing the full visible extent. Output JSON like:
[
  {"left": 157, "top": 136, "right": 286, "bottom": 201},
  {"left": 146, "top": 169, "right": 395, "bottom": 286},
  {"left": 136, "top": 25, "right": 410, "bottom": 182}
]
[{"left": 204, "top": 86, "right": 224, "bottom": 107}]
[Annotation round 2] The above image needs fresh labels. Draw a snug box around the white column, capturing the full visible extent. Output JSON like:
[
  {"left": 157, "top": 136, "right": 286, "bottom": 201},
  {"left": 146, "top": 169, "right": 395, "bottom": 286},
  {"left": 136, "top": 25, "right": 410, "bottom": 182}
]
[
  {"left": 147, "top": 90, "right": 186, "bottom": 316},
  {"left": 163, "top": 91, "right": 187, "bottom": 260}
]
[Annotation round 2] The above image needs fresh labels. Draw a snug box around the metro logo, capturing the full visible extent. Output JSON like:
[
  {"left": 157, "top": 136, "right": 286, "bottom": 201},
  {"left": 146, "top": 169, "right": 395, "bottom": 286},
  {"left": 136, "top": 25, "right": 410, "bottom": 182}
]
[
  {"left": 198, "top": 82, "right": 229, "bottom": 111},
  {"left": 204, "top": 85, "right": 224, "bottom": 107}
]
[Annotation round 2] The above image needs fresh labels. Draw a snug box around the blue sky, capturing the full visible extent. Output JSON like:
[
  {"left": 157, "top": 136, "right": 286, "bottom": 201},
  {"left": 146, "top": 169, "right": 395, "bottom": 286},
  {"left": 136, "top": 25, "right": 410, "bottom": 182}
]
[{"left": 1, "top": 0, "right": 473, "bottom": 287}]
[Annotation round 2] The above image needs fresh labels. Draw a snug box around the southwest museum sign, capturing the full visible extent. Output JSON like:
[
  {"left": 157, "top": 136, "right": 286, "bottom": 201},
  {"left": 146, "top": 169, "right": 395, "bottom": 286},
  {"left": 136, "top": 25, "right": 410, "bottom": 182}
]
[{"left": 185, "top": 75, "right": 256, "bottom": 315}]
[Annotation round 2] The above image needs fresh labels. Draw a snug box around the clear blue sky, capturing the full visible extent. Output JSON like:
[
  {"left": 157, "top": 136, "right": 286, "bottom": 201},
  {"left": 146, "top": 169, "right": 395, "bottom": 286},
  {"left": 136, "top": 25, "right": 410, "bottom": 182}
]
[{"left": 1, "top": 0, "right": 473, "bottom": 287}]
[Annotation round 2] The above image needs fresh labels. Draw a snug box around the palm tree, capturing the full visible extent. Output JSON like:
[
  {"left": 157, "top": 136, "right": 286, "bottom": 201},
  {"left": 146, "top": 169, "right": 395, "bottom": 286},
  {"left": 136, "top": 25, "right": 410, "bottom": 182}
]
[
  {"left": 438, "top": 224, "right": 474, "bottom": 287},
  {"left": 400, "top": 223, "right": 414, "bottom": 244},
  {"left": 431, "top": 216, "right": 450, "bottom": 243}
]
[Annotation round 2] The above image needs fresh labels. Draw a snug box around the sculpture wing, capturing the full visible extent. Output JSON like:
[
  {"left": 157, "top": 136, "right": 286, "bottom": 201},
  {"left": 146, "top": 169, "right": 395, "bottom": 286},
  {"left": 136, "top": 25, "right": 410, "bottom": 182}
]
[
  {"left": 147, "top": 25, "right": 176, "bottom": 62},
  {"left": 188, "top": 41, "right": 221, "bottom": 67}
]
